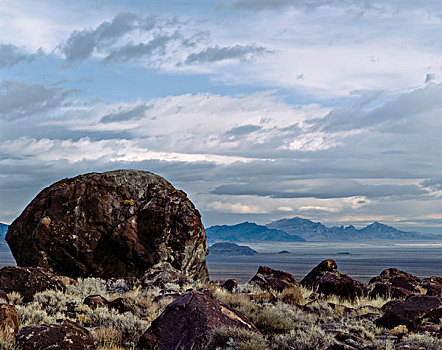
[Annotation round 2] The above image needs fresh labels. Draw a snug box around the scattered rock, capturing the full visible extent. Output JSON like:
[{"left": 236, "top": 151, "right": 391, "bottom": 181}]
[
  {"left": 137, "top": 289, "right": 259, "bottom": 350},
  {"left": 222, "top": 279, "right": 238, "bottom": 292},
  {"left": 6, "top": 170, "right": 209, "bottom": 282},
  {"left": 301, "top": 260, "right": 367, "bottom": 300},
  {"left": 250, "top": 265, "right": 299, "bottom": 292},
  {"left": 0, "top": 266, "right": 66, "bottom": 302},
  {"left": 108, "top": 297, "right": 136, "bottom": 314},
  {"left": 369, "top": 268, "right": 421, "bottom": 299},
  {"left": 152, "top": 293, "right": 181, "bottom": 306},
  {"left": 141, "top": 262, "right": 193, "bottom": 290},
  {"left": 83, "top": 295, "right": 108, "bottom": 309},
  {"left": 0, "top": 304, "right": 19, "bottom": 335},
  {"left": 15, "top": 319, "right": 95, "bottom": 350},
  {"left": 376, "top": 294, "right": 442, "bottom": 330}
]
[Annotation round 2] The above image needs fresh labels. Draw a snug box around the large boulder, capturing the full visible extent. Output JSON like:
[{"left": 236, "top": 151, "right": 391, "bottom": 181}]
[
  {"left": 301, "top": 259, "right": 367, "bottom": 300},
  {"left": 6, "top": 170, "right": 209, "bottom": 282},
  {"left": 0, "top": 266, "right": 66, "bottom": 302},
  {"left": 15, "top": 319, "right": 95, "bottom": 350},
  {"left": 368, "top": 268, "right": 422, "bottom": 299},
  {"left": 250, "top": 265, "right": 300, "bottom": 292},
  {"left": 376, "top": 295, "right": 441, "bottom": 331},
  {"left": 137, "top": 289, "right": 259, "bottom": 349}
]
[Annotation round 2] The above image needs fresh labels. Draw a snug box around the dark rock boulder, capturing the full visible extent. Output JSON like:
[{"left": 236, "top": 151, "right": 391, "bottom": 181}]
[
  {"left": 107, "top": 297, "right": 136, "bottom": 314},
  {"left": 15, "top": 319, "right": 95, "bottom": 350},
  {"left": 0, "top": 266, "right": 66, "bottom": 302},
  {"left": 222, "top": 279, "right": 238, "bottom": 292},
  {"left": 141, "top": 262, "right": 193, "bottom": 290},
  {"left": 6, "top": 170, "right": 209, "bottom": 282},
  {"left": 422, "top": 277, "right": 442, "bottom": 297},
  {"left": 0, "top": 304, "right": 19, "bottom": 335},
  {"left": 137, "top": 289, "right": 259, "bottom": 350},
  {"left": 0, "top": 289, "right": 9, "bottom": 303},
  {"left": 368, "top": 268, "right": 421, "bottom": 299},
  {"left": 250, "top": 265, "right": 300, "bottom": 292},
  {"left": 83, "top": 295, "right": 108, "bottom": 309},
  {"left": 301, "top": 260, "right": 367, "bottom": 300},
  {"left": 376, "top": 295, "right": 442, "bottom": 330}
]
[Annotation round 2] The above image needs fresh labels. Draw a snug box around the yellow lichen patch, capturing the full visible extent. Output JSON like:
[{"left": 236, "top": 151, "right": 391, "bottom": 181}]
[
  {"left": 123, "top": 199, "right": 135, "bottom": 206},
  {"left": 70, "top": 178, "right": 80, "bottom": 185},
  {"left": 57, "top": 183, "right": 68, "bottom": 189}
]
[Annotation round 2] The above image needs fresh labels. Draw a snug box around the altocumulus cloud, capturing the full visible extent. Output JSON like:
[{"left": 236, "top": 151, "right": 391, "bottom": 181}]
[{"left": 0, "top": 44, "right": 42, "bottom": 68}]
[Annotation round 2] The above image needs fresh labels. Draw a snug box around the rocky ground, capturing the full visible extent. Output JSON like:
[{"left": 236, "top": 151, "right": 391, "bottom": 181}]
[{"left": 0, "top": 260, "right": 439, "bottom": 349}]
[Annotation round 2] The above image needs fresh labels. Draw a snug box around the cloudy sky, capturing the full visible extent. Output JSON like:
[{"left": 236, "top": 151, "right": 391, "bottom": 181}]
[{"left": 1, "top": 0, "right": 442, "bottom": 232}]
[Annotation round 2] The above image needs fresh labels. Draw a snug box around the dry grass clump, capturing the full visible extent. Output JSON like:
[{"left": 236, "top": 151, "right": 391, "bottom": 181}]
[
  {"left": 210, "top": 326, "right": 268, "bottom": 350},
  {"left": 406, "top": 333, "right": 442, "bottom": 350},
  {"left": 7, "top": 292, "right": 23, "bottom": 306},
  {"left": 270, "top": 326, "right": 334, "bottom": 350},
  {"left": 280, "top": 287, "right": 304, "bottom": 306},
  {"left": 87, "top": 307, "right": 148, "bottom": 347},
  {"left": 237, "top": 303, "right": 294, "bottom": 335}
]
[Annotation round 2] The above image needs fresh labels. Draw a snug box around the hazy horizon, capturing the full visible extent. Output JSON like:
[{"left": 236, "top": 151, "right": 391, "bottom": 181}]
[{"left": 2, "top": 1, "right": 442, "bottom": 234}]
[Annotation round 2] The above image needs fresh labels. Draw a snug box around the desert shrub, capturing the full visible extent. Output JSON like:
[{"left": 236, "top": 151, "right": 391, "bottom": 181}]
[
  {"left": 106, "top": 279, "right": 130, "bottom": 295},
  {"left": 236, "top": 283, "right": 264, "bottom": 294},
  {"left": 238, "top": 303, "right": 293, "bottom": 335},
  {"left": 280, "top": 287, "right": 304, "bottom": 306},
  {"left": 272, "top": 302, "right": 317, "bottom": 327},
  {"left": 407, "top": 334, "right": 442, "bottom": 350},
  {"left": 7, "top": 292, "right": 23, "bottom": 306},
  {"left": 87, "top": 307, "right": 148, "bottom": 346},
  {"left": 33, "top": 289, "right": 83, "bottom": 316},
  {"left": 270, "top": 326, "right": 334, "bottom": 350},
  {"left": 16, "top": 302, "right": 65, "bottom": 327},
  {"left": 67, "top": 277, "right": 108, "bottom": 298},
  {"left": 210, "top": 326, "right": 269, "bottom": 350}
]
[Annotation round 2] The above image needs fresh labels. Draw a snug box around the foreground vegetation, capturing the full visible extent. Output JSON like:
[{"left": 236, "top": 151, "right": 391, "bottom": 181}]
[{"left": 0, "top": 276, "right": 440, "bottom": 349}]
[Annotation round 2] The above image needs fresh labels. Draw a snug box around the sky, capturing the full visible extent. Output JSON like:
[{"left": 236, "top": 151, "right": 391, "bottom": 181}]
[{"left": 1, "top": 0, "right": 442, "bottom": 233}]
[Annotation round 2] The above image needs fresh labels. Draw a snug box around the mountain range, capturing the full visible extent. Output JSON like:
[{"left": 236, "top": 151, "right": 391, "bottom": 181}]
[
  {"left": 206, "top": 222, "right": 305, "bottom": 243},
  {"left": 207, "top": 217, "right": 438, "bottom": 242}
]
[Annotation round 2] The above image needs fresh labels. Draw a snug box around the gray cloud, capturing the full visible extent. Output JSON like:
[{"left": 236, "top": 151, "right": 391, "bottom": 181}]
[
  {"left": 184, "top": 45, "right": 269, "bottom": 64},
  {"left": 316, "top": 84, "right": 442, "bottom": 132},
  {"left": 0, "top": 80, "right": 73, "bottom": 121},
  {"left": 100, "top": 104, "right": 151, "bottom": 123},
  {"left": 219, "top": 0, "right": 374, "bottom": 11},
  {"left": 61, "top": 13, "right": 142, "bottom": 62},
  {"left": 0, "top": 44, "right": 42, "bottom": 68},
  {"left": 103, "top": 34, "right": 174, "bottom": 65},
  {"left": 212, "top": 180, "right": 427, "bottom": 199},
  {"left": 421, "top": 177, "right": 442, "bottom": 191},
  {"left": 225, "top": 124, "right": 261, "bottom": 136}
]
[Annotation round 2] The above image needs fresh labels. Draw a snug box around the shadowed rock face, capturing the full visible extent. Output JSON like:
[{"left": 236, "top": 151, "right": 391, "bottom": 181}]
[
  {"left": 138, "top": 289, "right": 259, "bottom": 350},
  {"left": 301, "top": 259, "right": 367, "bottom": 300},
  {"left": 376, "top": 295, "right": 442, "bottom": 331},
  {"left": 250, "top": 265, "right": 300, "bottom": 292},
  {"left": 368, "top": 268, "right": 422, "bottom": 299},
  {"left": 6, "top": 170, "right": 209, "bottom": 281}
]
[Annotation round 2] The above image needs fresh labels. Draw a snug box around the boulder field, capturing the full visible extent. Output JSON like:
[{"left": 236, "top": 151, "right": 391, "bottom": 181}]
[{"left": 6, "top": 170, "right": 209, "bottom": 282}]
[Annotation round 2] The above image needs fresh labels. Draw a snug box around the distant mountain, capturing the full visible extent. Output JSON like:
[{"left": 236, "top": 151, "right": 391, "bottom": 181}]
[
  {"left": 206, "top": 222, "right": 305, "bottom": 243},
  {"left": 267, "top": 217, "right": 437, "bottom": 241},
  {"left": 209, "top": 242, "right": 258, "bottom": 256}
]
